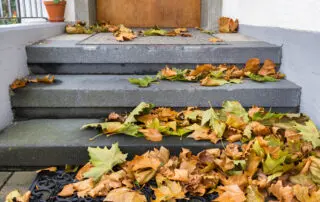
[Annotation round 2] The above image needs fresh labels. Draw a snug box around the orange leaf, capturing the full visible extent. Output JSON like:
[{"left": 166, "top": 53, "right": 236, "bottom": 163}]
[
  {"left": 10, "top": 79, "right": 27, "bottom": 90},
  {"left": 244, "top": 58, "right": 261, "bottom": 74},
  {"left": 139, "top": 128, "right": 163, "bottom": 142}
]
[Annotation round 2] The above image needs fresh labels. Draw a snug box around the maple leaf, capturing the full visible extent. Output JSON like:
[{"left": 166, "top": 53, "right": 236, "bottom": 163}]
[
  {"left": 200, "top": 77, "right": 230, "bottom": 86},
  {"left": 10, "top": 78, "right": 27, "bottom": 90},
  {"left": 219, "top": 17, "right": 239, "bottom": 33},
  {"left": 251, "top": 110, "right": 284, "bottom": 121},
  {"left": 309, "top": 156, "right": 320, "bottom": 184},
  {"left": 246, "top": 72, "right": 279, "bottom": 82},
  {"left": 5, "top": 190, "right": 31, "bottom": 202},
  {"left": 294, "top": 120, "right": 320, "bottom": 148},
  {"left": 84, "top": 143, "right": 128, "bottom": 181},
  {"left": 263, "top": 152, "right": 287, "bottom": 175},
  {"left": 81, "top": 122, "right": 123, "bottom": 135},
  {"left": 201, "top": 107, "right": 226, "bottom": 138},
  {"left": 139, "top": 128, "right": 163, "bottom": 142},
  {"left": 104, "top": 187, "right": 147, "bottom": 202},
  {"left": 246, "top": 185, "right": 264, "bottom": 202},
  {"left": 214, "top": 184, "right": 246, "bottom": 202},
  {"left": 222, "top": 101, "right": 249, "bottom": 129},
  {"left": 293, "top": 184, "right": 320, "bottom": 202},
  {"left": 258, "top": 59, "right": 277, "bottom": 76},
  {"left": 141, "top": 27, "right": 168, "bottom": 36},
  {"left": 114, "top": 25, "right": 137, "bottom": 41},
  {"left": 244, "top": 58, "right": 260, "bottom": 74},
  {"left": 125, "top": 102, "right": 154, "bottom": 124},
  {"left": 152, "top": 179, "right": 186, "bottom": 202},
  {"left": 268, "top": 180, "right": 294, "bottom": 202},
  {"left": 128, "top": 76, "right": 157, "bottom": 87},
  {"left": 209, "top": 37, "right": 224, "bottom": 43},
  {"left": 29, "top": 74, "right": 55, "bottom": 84}
]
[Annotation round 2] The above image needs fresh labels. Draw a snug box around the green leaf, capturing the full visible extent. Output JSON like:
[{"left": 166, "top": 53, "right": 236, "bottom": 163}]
[
  {"left": 263, "top": 153, "right": 287, "bottom": 175},
  {"left": 229, "top": 79, "right": 243, "bottom": 84},
  {"left": 252, "top": 110, "right": 284, "bottom": 121},
  {"left": 246, "top": 185, "right": 264, "bottom": 202},
  {"left": 252, "top": 140, "right": 265, "bottom": 157},
  {"left": 141, "top": 28, "right": 168, "bottom": 36},
  {"left": 125, "top": 102, "right": 154, "bottom": 124},
  {"left": 246, "top": 72, "right": 278, "bottom": 82},
  {"left": 53, "top": 0, "right": 61, "bottom": 4},
  {"left": 118, "top": 123, "right": 142, "bottom": 137},
  {"left": 234, "top": 160, "right": 246, "bottom": 170},
  {"left": 294, "top": 120, "right": 320, "bottom": 148},
  {"left": 128, "top": 76, "right": 157, "bottom": 87},
  {"left": 241, "top": 125, "right": 252, "bottom": 142},
  {"left": 267, "top": 172, "right": 283, "bottom": 182},
  {"left": 222, "top": 101, "right": 249, "bottom": 123},
  {"left": 84, "top": 143, "right": 127, "bottom": 181},
  {"left": 166, "top": 127, "right": 192, "bottom": 137},
  {"left": 201, "top": 108, "right": 226, "bottom": 137}
]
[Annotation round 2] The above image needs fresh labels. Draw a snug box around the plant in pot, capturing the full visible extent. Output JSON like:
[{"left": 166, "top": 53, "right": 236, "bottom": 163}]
[{"left": 44, "top": 0, "right": 66, "bottom": 22}]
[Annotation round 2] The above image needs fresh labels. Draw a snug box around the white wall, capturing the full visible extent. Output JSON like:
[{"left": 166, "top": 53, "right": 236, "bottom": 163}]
[
  {"left": 222, "top": 0, "right": 320, "bottom": 32},
  {"left": 0, "top": 23, "right": 65, "bottom": 131}
]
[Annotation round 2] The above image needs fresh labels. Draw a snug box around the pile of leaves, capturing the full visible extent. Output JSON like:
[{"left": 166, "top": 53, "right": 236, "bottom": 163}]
[
  {"left": 10, "top": 74, "right": 55, "bottom": 90},
  {"left": 129, "top": 58, "right": 285, "bottom": 87},
  {"left": 139, "top": 27, "right": 192, "bottom": 37},
  {"left": 82, "top": 100, "right": 315, "bottom": 146},
  {"left": 56, "top": 131, "right": 320, "bottom": 202},
  {"left": 65, "top": 22, "right": 136, "bottom": 42},
  {"left": 219, "top": 17, "right": 239, "bottom": 33}
]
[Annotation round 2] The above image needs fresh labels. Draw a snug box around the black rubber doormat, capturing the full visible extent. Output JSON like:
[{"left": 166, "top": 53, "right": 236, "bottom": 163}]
[{"left": 28, "top": 170, "right": 218, "bottom": 202}]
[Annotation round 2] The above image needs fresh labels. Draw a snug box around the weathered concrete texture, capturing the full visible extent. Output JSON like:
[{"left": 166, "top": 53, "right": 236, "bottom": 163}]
[
  {"left": 0, "top": 172, "right": 11, "bottom": 187},
  {"left": 0, "top": 119, "right": 226, "bottom": 166},
  {"left": 26, "top": 33, "right": 281, "bottom": 64},
  {"left": 0, "top": 172, "right": 35, "bottom": 201},
  {"left": 239, "top": 24, "right": 320, "bottom": 127}
]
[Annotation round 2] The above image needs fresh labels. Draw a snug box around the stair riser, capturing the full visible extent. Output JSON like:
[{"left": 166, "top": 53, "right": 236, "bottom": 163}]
[
  {"left": 29, "top": 63, "right": 280, "bottom": 74},
  {"left": 13, "top": 107, "right": 300, "bottom": 119},
  {"left": 26, "top": 45, "right": 281, "bottom": 64}
]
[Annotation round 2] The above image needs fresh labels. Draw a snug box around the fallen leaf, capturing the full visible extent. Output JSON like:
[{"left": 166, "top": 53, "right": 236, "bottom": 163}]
[
  {"left": 209, "top": 37, "right": 224, "bottom": 43},
  {"left": 58, "top": 184, "right": 75, "bottom": 197},
  {"left": 294, "top": 120, "right": 320, "bottom": 149},
  {"left": 214, "top": 184, "right": 246, "bottom": 202},
  {"left": 141, "top": 27, "right": 167, "bottom": 36},
  {"left": 36, "top": 166, "right": 57, "bottom": 173},
  {"left": 128, "top": 76, "right": 157, "bottom": 87},
  {"left": 139, "top": 128, "right": 163, "bottom": 142},
  {"left": 245, "top": 72, "right": 278, "bottom": 82},
  {"left": 268, "top": 180, "right": 294, "bottom": 202},
  {"left": 75, "top": 163, "right": 93, "bottom": 181},
  {"left": 10, "top": 79, "right": 27, "bottom": 90},
  {"left": 125, "top": 102, "right": 154, "bottom": 124},
  {"left": 258, "top": 59, "right": 277, "bottom": 76},
  {"left": 219, "top": 17, "right": 239, "bottom": 33},
  {"left": 293, "top": 184, "right": 320, "bottom": 202},
  {"left": 244, "top": 58, "right": 260, "bottom": 74},
  {"left": 5, "top": 190, "right": 31, "bottom": 202},
  {"left": 246, "top": 185, "right": 265, "bottom": 202},
  {"left": 29, "top": 75, "right": 55, "bottom": 84},
  {"left": 84, "top": 143, "right": 128, "bottom": 181},
  {"left": 152, "top": 178, "right": 186, "bottom": 202},
  {"left": 104, "top": 187, "right": 147, "bottom": 202}
]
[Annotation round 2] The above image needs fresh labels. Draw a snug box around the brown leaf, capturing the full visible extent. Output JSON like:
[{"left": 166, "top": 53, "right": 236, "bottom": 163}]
[
  {"left": 219, "top": 17, "right": 239, "bottom": 33},
  {"left": 75, "top": 163, "right": 93, "bottom": 181},
  {"left": 108, "top": 112, "right": 120, "bottom": 121},
  {"left": 268, "top": 180, "right": 294, "bottom": 202},
  {"left": 160, "top": 66, "right": 177, "bottom": 78},
  {"left": 116, "top": 32, "right": 137, "bottom": 41},
  {"left": 258, "top": 59, "right": 277, "bottom": 76},
  {"left": 225, "top": 143, "right": 243, "bottom": 159},
  {"left": 104, "top": 187, "right": 147, "bottom": 202},
  {"left": 248, "top": 106, "right": 264, "bottom": 118},
  {"left": 209, "top": 37, "right": 224, "bottom": 43},
  {"left": 58, "top": 184, "right": 75, "bottom": 197},
  {"left": 293, "top": 184, "right": 320, "bottom": 202},
  {"left": 29, "top": 75, "right": 55, "bottom": 84},
  {"left": 244, "top": 58, "right": 261, "bottom": 74},
  {"left": 73, "top": 178, "right": 95, "bottom": 198},
  {"left": 139, "top": 128, "right": 163, "bottom": 142},
  {"left": 250, "top": 121, "right": 271, "bottom": 136},
  {"left": 152, "top": 107, "right": 178, "bottom": 122},
  {"left": 174, "top": 28, "right": 188, "bottom": 34},
  {"left": 181, "top": 33, "right": 192, "bottom": 37},
  {"left": 10, "top": 79, "right": 27, "bottom": 90},
  {"left": 152, "top": 178, "right": 186, "bottom": 202},
  {"left": 36, "top": 167, "right": 57, "bottom": 173},
  {"left": 215, "top": 184, "right": 246, "bottom": 202},
  {"left": 188, "top": 64, "right": 215, "bottom": 77},
  {"left": 224, "top": 65, "right": 244, "bottom": 80},
  {"left": 245, "top": 152, "right": 262, "bottom": 178},
  {"left": 220, "top": 173, "right": 248, "bottom": 190}
]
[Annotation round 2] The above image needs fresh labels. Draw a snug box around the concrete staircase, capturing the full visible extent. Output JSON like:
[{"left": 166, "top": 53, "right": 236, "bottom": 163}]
[{"left": 0, "top": 31, "right": 301, "bottom": 168}]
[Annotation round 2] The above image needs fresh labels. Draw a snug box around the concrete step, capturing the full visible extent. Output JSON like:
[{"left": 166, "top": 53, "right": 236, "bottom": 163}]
[
  {"left": 0, "top": 119, "right": 226, "bottom": 167},
  {"left": 27, "top": 32, "right": 282, "bottom": 74},
  {"left": 11, "top": 75, "right": 301, "bottom": 118}
]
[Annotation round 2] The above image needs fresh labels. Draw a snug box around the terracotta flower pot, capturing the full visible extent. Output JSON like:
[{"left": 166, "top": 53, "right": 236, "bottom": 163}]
[{"left": 44, "top": 1, "right": 66, "bottom": 22}]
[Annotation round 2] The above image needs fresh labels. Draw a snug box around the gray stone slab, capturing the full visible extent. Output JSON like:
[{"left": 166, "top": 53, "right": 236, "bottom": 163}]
[
  {"left": 0, "top": 172, "right": 35, "bottom": 201},
  {"left": 11, "top": 75, "right": 301, "bottom": 110},
  {"left": 0, "top": 172, "right": 12, "bottom": 187},
  {"left": 78, "top": 31, "right": 230, "bottom": 45},
  {"left": 0, "top": 119, "right": 226, "bottom": 166},
  {"left": 26, "top": 33, "right": 281, "bottom": 64},
  {"left": 14, "top": 107, "right": 299, "bottom": 119}
]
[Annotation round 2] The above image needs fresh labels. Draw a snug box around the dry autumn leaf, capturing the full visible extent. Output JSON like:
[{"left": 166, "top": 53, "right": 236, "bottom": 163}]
[
  {"left": 219, "top": 17, "right": 239, "bottom": 33},
  {"left": 244, "top": 58, "right": 261, "bottom": 74},
  {"left": 10, "top": 79, "right": 27, "bottom": 90},
  {"left": 215, "top": 184, "right": 246, "bottom": 202},
  {"left": 209, "top": 37, "right": 224, "bottom": 43}
]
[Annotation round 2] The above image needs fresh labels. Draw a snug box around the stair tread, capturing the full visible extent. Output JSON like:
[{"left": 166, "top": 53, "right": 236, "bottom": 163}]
[
  {"left": 11, "top": 75, "right": 301, "bottom": 108},
  {"left": 26, "top": 32, "right": 281, "bottom": 64},
  {"left": 0, "top": 119, "right": 224, "bottom": 166}
]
